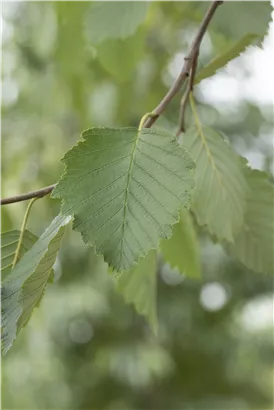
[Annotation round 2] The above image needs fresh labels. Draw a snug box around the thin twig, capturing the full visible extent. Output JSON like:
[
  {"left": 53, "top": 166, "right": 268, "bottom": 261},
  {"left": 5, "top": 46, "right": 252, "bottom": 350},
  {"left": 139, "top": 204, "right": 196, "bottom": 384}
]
[
  {"left": 177, "top": 49, "right": 199, "bottom": 136},
  {"left": 143, "top": 1, "right": 223, "bottom": 128},
  {"left": 1, "top": 184, "right": 56, "bottom": 205},
  {"left": 1, "top": 1, "right": 223, "bottom": 206}
]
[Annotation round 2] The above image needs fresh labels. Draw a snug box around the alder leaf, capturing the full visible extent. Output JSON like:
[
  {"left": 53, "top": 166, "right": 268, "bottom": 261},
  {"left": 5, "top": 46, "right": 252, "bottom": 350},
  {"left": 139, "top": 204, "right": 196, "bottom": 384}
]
[
  {"left": 97, "top": 29, "right": 145, "bottom": 83},
  {"left": 1, "top": 230, "right": 38, "bottom": 281},
  {"left": 116, "top": 250, "right": 157, "bottom": 333},
  {"left": 182, "top": 126, "right": 248, "bottom": 242},
  {"left": 52, "top": 127, "right": 195, "bottom": 272},
  {"left": 208, "top": 1, "right": 272, "bottom": 46},
  {"left": 85, "top": 1, "right": 150, "bottom": 44},
  {"left": 160, "top": 208, "right": 201, "bottom": 279},
  {"left": 1, "top": 215, "right": 71, "bottom": 354},
  {"left": 229, "top": 165, "right": 274, "bottom": 274},
  {"left": 195, "top": 34, "right": 260, "bottom": 84}
]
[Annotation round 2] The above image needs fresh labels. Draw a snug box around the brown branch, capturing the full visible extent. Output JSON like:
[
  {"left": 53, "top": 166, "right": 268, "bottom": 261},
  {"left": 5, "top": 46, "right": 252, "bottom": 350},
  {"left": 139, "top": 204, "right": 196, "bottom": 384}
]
[
  {"left": 143, "top": 0, "right": 223, "bottom": 129},
  {"left": 1, "top": 1, "right": 223, "bottom": 206},
  {"left": 176, "top": 49, "right": 199, "bottom": 136},
  {"left": 1, "top": 184, "right": 56, "bottom": 205}
]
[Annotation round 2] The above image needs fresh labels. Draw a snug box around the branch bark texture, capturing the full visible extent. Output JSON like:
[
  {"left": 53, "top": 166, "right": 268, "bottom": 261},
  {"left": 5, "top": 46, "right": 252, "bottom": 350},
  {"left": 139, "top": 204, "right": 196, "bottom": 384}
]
[
  {"left": 143, "top": 1, "right": 223, "bottom": 128},
  {"left": 1, "top": 185, "right": 56, "bottom": 205},
  {"left": 1, "top": 1, "right": 223, "bottom": 206}
]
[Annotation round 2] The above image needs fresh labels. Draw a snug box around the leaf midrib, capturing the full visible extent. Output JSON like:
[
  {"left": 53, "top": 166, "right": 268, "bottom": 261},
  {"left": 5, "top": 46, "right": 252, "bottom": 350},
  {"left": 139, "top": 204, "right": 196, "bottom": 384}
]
[
  {"left": 196, "top": 125, "right": 225, "bottom": 193},
  {"left": 119, "top": 130, "right": 140, "bottom": 269}
]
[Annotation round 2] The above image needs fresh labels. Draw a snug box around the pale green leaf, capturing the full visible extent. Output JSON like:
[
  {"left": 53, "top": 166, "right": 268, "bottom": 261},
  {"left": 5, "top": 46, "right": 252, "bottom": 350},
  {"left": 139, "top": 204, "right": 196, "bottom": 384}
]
[
  {"left": 52, "top": 127, "right": 195, "bottom": 272},
  {"left": 1, "top": 230, "right": 38, "bottom": 281},
  {"left": 97, "top": 29, "right": 145, "bottom": 83},
  {"left": 208, "top": 2, "right": 272, "bottom": 46},
  {"left": 1, "top": 215, "right": 71, "bottom": 354},
  {"left": 195, "top": 34, "right": 260, "bottom": 85},
  {"left": 116, "top": 250, "right": 157, "bottom": 333},
  {"left": 182, "top": 127, "right": 247, "bottom": 242},
  {"left": 229, "top": 166, "right": 274, "bottom": 274},
  {"left": 85, "top": 1, "right": 150, "bottom": 44},
  {"left": 1, "top": 207, "right": 13, "bottom": 232},
  {"left": 55, "top": 2, "right": 89, "bottom": 75},
  {"left": 160, "top": 208, "right": 201, "bottom": 278},
  {"left": 54, "top": 2, "right": 90, "bottom": 123}
]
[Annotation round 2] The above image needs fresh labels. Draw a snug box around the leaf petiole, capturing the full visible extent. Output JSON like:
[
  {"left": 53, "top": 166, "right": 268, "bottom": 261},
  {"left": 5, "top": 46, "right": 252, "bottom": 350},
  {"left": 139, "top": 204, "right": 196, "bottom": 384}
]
[
  {"left": 11, "top": 197, "right": 38, "bottom": 269},
  {"left": 189, "top": 92, "right": 203, "bottom": 134},
  {"left": 138, "top": 112, "right": 157, "bottom": 131}
]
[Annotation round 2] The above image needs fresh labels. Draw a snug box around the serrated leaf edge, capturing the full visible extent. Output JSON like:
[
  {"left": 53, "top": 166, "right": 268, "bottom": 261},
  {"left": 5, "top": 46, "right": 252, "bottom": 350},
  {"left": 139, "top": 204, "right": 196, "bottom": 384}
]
[{"left": 52, "top": 127, "right": 196, "bottom": 272}]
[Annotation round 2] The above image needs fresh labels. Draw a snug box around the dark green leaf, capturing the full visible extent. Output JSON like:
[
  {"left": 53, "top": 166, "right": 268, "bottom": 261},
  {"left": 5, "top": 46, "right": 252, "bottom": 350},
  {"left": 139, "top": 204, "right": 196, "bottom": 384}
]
[{"left": 52, "top": 127, "right": 195, "bottom": 272}]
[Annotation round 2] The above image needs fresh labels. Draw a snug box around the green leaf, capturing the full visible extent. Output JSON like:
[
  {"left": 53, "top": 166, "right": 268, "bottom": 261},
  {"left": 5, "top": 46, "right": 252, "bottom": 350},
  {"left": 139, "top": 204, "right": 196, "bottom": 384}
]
[
  {"left": 97, "top": 29, "right": 145, "bottom": 83},
  {"left": 1, "top": 230, "right": 38, "bottom": 281},
  {"left": 229, "top": 166, "right": 274, "bottom": 274},
  {"left": 116, "top": 250, "right": 157, "bottom": 333},
  {"left": 208, "top": 2, "right": 272, "bottom": 46},
  {"left": 55, "top": 2, "right": 89, "bottom": 75},
  {"left": 195, "top": 34, "right": 260, "bottom": 85},
  {"left": 182, "top": 126, "right": 247, "bottom": 242},
  {"left": 160, "top": 208, "right": 201, "bottom": 278},
  {"left": 1, "top": 215, "right": 71, "bottom": 354},
  {"left": 54, "top": 2, "right": 90, "bottom": 123},
  {"left": 1, "top": 207, "right": 13, "bottom": 232},
  {"left": 85, "top": 1, "right": 150, "bottom": 44},
  {"left": 52, "top": 127, "right": 195, "bottom": 272}
]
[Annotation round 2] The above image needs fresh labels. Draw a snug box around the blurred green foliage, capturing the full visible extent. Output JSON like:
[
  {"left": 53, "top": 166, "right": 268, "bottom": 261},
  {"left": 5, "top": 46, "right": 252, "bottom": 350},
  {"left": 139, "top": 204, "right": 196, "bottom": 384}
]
[{"left": 1, "top": 2, "right": 273, "bottom": 409}]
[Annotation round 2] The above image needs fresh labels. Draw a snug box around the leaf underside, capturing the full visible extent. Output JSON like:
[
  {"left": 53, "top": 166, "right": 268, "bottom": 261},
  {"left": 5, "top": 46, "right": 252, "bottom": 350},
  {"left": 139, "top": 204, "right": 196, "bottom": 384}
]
[
  {"left": 160, "top": 208, "right": 201, "bottom": 278},
  {"left": 1, "top": 215, "right": 71, "bottom": 354},
  {"left": 116, "top": 250, "right": 157, "bottom": 333},
  {"left": 182, "top": 126, "right": 248, "bottom": 242},
  {"left": 195, "top": 33, "right": 260, "bottom": 84},
  {"left": 1, "top": 230, "right": 38, "bottom": 281},
  {"left": 229, "top": 165, "right": 274, "bottom": 274},
  {"left": 52, "top": 127, "right": 195, "bottom": 272}
]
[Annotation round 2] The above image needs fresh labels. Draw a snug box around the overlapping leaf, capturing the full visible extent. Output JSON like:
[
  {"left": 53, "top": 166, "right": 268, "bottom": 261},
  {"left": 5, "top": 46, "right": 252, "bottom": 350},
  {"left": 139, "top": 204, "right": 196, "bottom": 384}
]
[
  {"left": 52, "top": 127, "right": 195, "bottom": 272},
  {"left": 1, "top": 230, "right": 38, "bottom": 281},
  {"left": 85, "top": 1, "right": 150, "bottom": 44},
  {"left": 182, "top": 126, "right": 248, "bottom": 242},
  {"left": 229, "top": 166, "right": 274, "bottom": 274},
  {"left": 1, "top": 215, "right": 71, "bottom": 354},
  {"left": 160, "top": 208, "right": 201, "bottom": 278},
  {"left": 207, "top": 1, "right": 272, "bottom": 46},
  {"left": 97, "top": 29, "right": 145, "bottom": 83},
  {"left": 195, "top": 34, "right": 260, "bottom": 85},
  {"left": 55, "top": 2, "right": 89, "bottom": 75},
  {"left": 116, "top": 250, "right": 157, "bottom": 332},
  {"left": 1, "top": 207, "right": 13, "bottom": 233}
]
